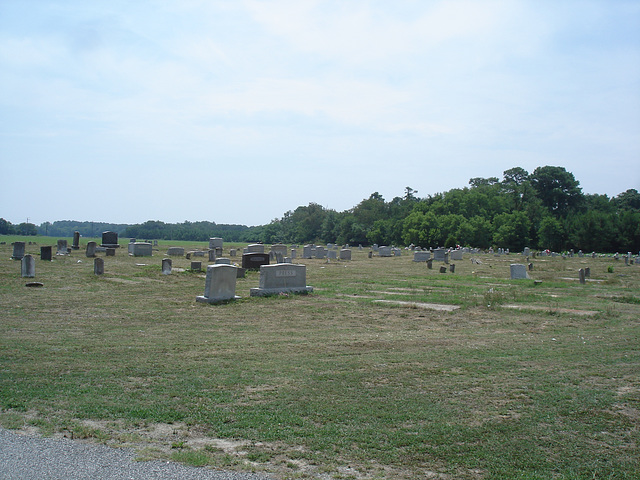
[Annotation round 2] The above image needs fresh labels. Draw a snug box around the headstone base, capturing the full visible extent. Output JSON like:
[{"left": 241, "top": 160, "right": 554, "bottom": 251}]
[
  {"left": 250, "top": 286, "right": 313, "bottom": 297},
  {"left": 196, "top": 295, "right": 241, "bottom": 304}
]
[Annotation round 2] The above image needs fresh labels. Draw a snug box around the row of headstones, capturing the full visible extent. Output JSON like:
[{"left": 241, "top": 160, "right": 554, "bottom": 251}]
[
  {"left": 18, "top": 254, "right": 107, "bottom": 277},
  {"left": 196, "top": 263, "right": 313, "bottom": 304},
  {"left": 412, "top": 249, "right": 465, "bottom": 262},
  {"left": 510, "top": 263, "right": 592, "bottom": 282}
]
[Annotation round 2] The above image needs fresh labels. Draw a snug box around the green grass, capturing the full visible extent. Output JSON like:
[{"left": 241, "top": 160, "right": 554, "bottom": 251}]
[{"left": 1, "top": 236, "right": 639, "bottom": 479}]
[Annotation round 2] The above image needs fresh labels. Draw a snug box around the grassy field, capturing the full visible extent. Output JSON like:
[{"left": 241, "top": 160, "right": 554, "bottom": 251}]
[{"left": 1, "top": 235, "right": 638, "bottom": 479}]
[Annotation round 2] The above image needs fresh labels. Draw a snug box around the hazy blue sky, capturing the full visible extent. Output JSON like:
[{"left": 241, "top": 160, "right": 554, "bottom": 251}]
[{"left": 1, "top": 1, "right": 639, "bottom": 227}]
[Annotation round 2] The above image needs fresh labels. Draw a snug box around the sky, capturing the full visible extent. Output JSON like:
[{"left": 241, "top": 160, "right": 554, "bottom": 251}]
[{"left": 1, "top": 1, "right": 639, "bottom": 227}]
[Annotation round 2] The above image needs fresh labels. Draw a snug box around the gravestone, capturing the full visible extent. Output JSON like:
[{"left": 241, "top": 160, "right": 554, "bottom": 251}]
[
  {"left": 86, "top": 241, "right": 97, "bottom": 257},
  {"left": 443, "top": 252, "right": 449, "bottom": 264},
  {"left": 290, "top": 248, "right": 297, "bottom": 259},
  {"left": 11, "top": 242, "right": 26, "bottom": 260},
  {"left": 510, "top": 264, "right": 528, "bottom": 280},
  {"left": 215, "top": 258, "right": 231, "bottom": 265},
  {"left": 209, "top": 237, "right": 223, "bottom": 250},
  {"left": 449, "top": 264, "right": 455, "bottom": 273},
  {"left": 106, "top": 248, "right": 115, "bottom": 257},
  {"left": 101, "top": 231, "right": 119, "bottom": 248},
  {"left": 190, "top": 261, "right": 202, "bottom": 271},
  {"left": 327, "top": 250, "right": 337, "bottom": 260},
  {"left": 523, "top": 247, "right": 530, "bottom": 256},
  {"left": 192, "top": 250, "right": 205, "bottom": 257},
  {"left": 167, "top": 247, "right": 184, "bottom": 256},
  {"left": 584, "top": 267, "right": 590, "bottom": 278},
  {"left": 250, "top": 263, "right": 313, "bottom": 297},
  {"left": 528, "top": 263, "right": 534, "bottom": 271},
  {"left": 378, "top": 246, "right": 392, "bottom": 257},
  {"left": 40, "top": 246, "right": 52, "bottom": 261},
  {"left": 314, "top": 246, "right": 326, "bottom": 259},
  {"left": 439, "top": 266, "right": 447, "bottom": 273},
  {"left": 229, "top": 249, "right": 237, "bottom": 257},
  {"left": 131, "top": 242, "right": 153, "bottom": 257},
  {"left": 413, "top": 251, "right": 431, "bottom": 262},
  {"left": 196, "top": 264, "right": 240, "bottom": 304},
  {"left": 271, "top": 244, "right": 288, "bottom": 258},
  {"left": 302, "top": 245, "right": 313, "bottom": 259},
  {"left": 21, "top": 254, "right": 35, "bottom": 278},
  {"left": 94, "top": 258, "right": 104, "bottom": 275},
  {"left": 247, "top": 243, "right": 264, "bottom": 254},
  {"left": 242, "top": 252, "right": 270, "bottom": 270},
  {"left": 56, "top": 240, "right": 68, "bottom": 255},
  {"left": 578, "top": 268, "right": 586, "bottom": 284},
  {"left": 339, "top": 249, "right": 352, "bottom": 260},
  {"left": 162, "top": 258, "right": 172, "bottom": 275},
  {"left": 72, "top": 231, "right": 80, "bottom": 250},
  {"left": 368, "top": 251, "right": 373, "bottom": 259},
  {"left": 153, "top": 240, "right": 158, "bottom": 247},
  {"left": 450, "top": 250, "right": 463, "bottom": 261},
  {"left": 427, "top": 258, "right": 433, "bottom": 269},
  {"left": 208, "top": 249, "right": 216, "bottom": 262},
  {"left": 433, "top": 248, "right": 445, "bottom": 261}
]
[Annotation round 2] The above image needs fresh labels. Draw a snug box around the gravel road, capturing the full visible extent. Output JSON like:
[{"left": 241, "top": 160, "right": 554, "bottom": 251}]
[{"left": 0, "top": 428, "right": 272, "bottom": 480}]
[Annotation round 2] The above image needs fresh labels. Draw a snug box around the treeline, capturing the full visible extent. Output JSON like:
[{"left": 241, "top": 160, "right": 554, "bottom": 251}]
[
  {"left": 121, "top": 221, "right": 262, "bottom": 243},
  {"left": 2, "top": 166, "right": 638, "bottom": 252},
  {"left": 261, "top": 166, "right": 640, "bottom": 253}
]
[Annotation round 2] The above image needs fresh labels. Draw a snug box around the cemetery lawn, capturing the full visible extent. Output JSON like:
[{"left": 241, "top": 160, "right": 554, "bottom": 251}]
[{"left": 0, "top": 237, "right": 638, "bottom": 479}]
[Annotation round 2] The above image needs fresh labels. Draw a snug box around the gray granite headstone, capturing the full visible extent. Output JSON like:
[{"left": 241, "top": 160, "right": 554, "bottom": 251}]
[
  {"left": 413, "top": 251, "right": 430, "bottom": 262},
  {"left": 162, "top": 258, "right": 172, "bottom": 275},
  {"left": 86, "top": 241, "right": 97, "bottom": 257},
  {"left": 339, "top": 249, "right": 352, "bottom": 260},
  {"left": 510, "top": 264, "right": 528, "bottom": 280},
  {"left": 56, "top": 240, "right": 68, "bottom": 255},
  {"left": 167, "top": 247, "right": 184, "bottom": 256},
  {"left": 132, "top": 242, "right": 153, "bottom": 257},
  {"left": 196, "top": 264, "right": 240, "bottom": 304},
  {"left": 94, "top": 257, "right": 104, "bottom": 275},
  {"left": 21, "top": 254, "right": 35, "bottom": 278},
  {"left": 209, "top": 237, "right": 223, "bottom": 250},
  {"left": 250, "top": 263, "right": 313, "bottom": 297},
  {"left": 11, "top": 242, "right": 26, "bottom": 260},
  {"left": 247, "top": 243, "right": 264, "bottom": 253}
]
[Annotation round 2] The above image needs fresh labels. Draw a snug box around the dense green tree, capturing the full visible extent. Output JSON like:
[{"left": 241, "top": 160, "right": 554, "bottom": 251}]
[
  {"left": 0, "top": 218, "right": 14, "bottom": 235},
  {"left": 530, "top": 166, "right": 583, "bottom": 216},
  {"left": 16, "top": 223, "right": 38, "bottom": 236},
  {"left": 492, "top": 212, "right": 530, "bottom": 251},
  {"left": 501, "top": 167, "right": 530, "bottom": 211},
  {"left": 537, "top": 216, "right": 564, "bottom": 251},
  {"left": 613, "top": 189, "right": 640, "bottom": 211}
]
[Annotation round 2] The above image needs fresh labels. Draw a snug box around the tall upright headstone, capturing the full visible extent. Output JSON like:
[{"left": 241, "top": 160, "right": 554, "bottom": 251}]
[
  {"left": 72, "top": 231, "right": 80, "bottom": 250},
  {"left": 21, "top": 254, "right": 35, "bottom": 278},
  {"left": 11, "top": 242, "right": 26, "bottom": 260},
  {"left": 162, "top": 258, "right": 172, "bottom": 275},
  {"left": 40, "top": 245, "right": 52, "bottom": 261},
  {"left": 56, "top": 239, "right": 68, "bottom": 255},
  {"left": 196, "top": 264, "right": 240, "bottom": 304},
  {"left": 94, "top": 257, "right": 104, "bottom": 275},
  {"left": 578, "top": 268, "right": 586, "bottom": 284}
]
